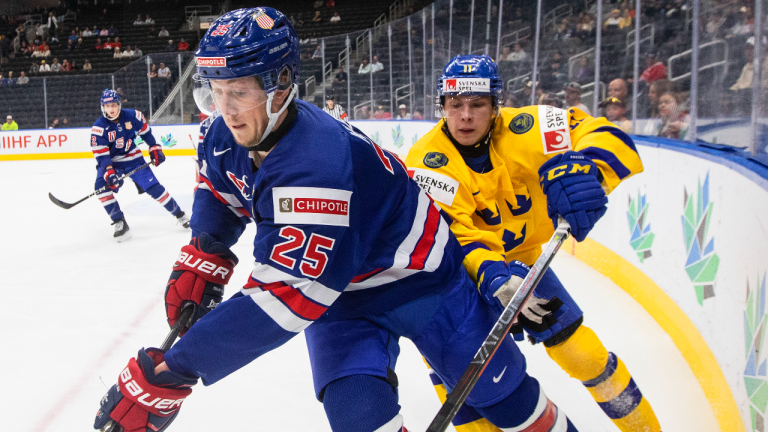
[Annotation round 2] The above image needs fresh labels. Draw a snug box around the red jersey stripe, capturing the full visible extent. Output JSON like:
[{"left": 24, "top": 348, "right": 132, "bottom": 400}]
[
  {"left": 269, "top": 285, "right": 328, "bottom": 321},
  {"left": 407, "top": 204, "right": 440, "bottom": 270},
  {"left": 350, "top": 267, "right": 384, "bottom": 283},
  {"left": 199, "top": 175, "right": 251, "bottom": 218}
]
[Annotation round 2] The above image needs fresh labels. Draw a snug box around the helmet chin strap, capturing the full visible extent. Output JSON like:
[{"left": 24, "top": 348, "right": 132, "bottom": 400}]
[
  {"left": 257, "top": 84, "right": 297, "bottom": 147},
  {"left": 102, "top": 103, "right": 121, "bottom": 121}
]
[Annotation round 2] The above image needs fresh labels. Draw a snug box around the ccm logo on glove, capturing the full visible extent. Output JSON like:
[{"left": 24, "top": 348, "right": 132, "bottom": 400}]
[
  {"left": 176, "top": 250, "right": 231, "bottom": 280},
  {"left": 119, "top": 365, "right": 186, "bottom": 413},
  {"left": 542, "top": 162, "right": 592, "bottom": 181}
]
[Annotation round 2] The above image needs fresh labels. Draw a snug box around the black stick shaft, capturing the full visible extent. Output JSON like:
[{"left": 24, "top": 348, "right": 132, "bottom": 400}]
[
  {"left": 426, "top": 219, "right": 571, "bottom": 432},
  {"left": 50, "top": 163, "right": 151, "bottom": 210}
]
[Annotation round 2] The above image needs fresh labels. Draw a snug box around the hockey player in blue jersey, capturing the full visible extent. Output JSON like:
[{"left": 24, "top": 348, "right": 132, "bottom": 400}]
[
  {"left": 91, "top": 89, "right": 190, "bottom": 241},
  {"left": 93, "top": 8, "right": 578, "bottom": 432}
]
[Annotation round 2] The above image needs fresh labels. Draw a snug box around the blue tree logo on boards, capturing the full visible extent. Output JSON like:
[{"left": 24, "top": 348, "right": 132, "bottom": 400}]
[
  {"left": 161, "top": 133, "right": 177, "bottom": 148},
  {"left": 391, "top": 125, "right": 404, "bottom": 148},
  {"left": 682, "top": 172, "right": 720, "bottom": 305},
  {"left": 370, "top": 131, "right": 381, "bottom": 146},
  {"left": 627, "top": 190, "right": 654, "bottom": 263},
  {"left": 744, "top": 273, "right": 768, "bottom": 432}
]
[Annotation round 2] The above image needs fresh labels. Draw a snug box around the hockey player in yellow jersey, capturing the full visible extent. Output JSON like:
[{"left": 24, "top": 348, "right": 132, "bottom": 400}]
[{"left": 405, "top": 55, "right": 661, "bottom": 432}]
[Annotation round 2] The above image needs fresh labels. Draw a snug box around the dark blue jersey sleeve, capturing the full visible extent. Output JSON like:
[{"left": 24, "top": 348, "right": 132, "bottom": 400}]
[{"left": 90, "top": 120, "right": 112, "bottom": 171}]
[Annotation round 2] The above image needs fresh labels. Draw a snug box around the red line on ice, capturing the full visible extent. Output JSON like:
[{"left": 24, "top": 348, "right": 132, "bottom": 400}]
[{"left": 32, "top": 299, "right": 158, "bottom": 432}]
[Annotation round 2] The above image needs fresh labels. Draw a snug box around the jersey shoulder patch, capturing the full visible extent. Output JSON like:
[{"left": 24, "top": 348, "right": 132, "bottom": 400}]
[
  {"left": 538, "top": 105, "right": 572, "bottom": 154},
  {"left": 509, "top": 113, "right": 535, "bottom": 134},
  {"left": 408, "top": 167, "right": 459, "bottom": 206},
  {"left": 272, "top": 187, "right": 352, "bottom": 227},
  {"left": 423, "top": 152, "right": 449, "bottom": 168},
  {"left": 91, "top": 126, "right": 104, "bottom": 136}
]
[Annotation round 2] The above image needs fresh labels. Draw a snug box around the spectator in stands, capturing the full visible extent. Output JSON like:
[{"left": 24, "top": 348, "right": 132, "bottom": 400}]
[
  {"left": 29, "top": 61, "right": 39, "bottom": 74},
  {"left": 113, "top": 37, "right": 122, "bottom": 50},
  {"left": 728, "top": 6, "right": 754, "bottom": 37},
  {"left": 148, "top": 63, "right": 158, "bottom": 78},
  {"left": 326, "top": 0, "right": 335, "bottom": 7},
  {"left": 147, "top": 26, "right": 157, "bottom": 38},
  {"left": 158, "top": 62, "right": 171, "bottom": 79},
  {"left": 99, "top": 27, "right": 109, "bottom": 37},
  {"left": 541, "top": 52, "right": 567, "bottom": 90},
  {"left": 134, "top": 47, "right": 143, "bottom": 57},
  {"left": 22, "top": 41, "right": 34, "bottom": 57},
  {"left": 313, "top": 0, "right": 324, "bottom": 9},
  {"left": 358, "top": 58, "right": 371, "bottom": 74},
  {"left": 178, "top": 38, "right": 190, "bottom": 51},
  {"left": 16, "top": 71, "right": 28, "bottom": 84},
  {"left": 371, "top": 55, "right": 384, "bottom": 73},
  {"left": 2, "top": 115, "right": 18, "bottom": 131},
  {"left": 330, "top": 12, "right": 341, "bottom": 23},
  {"left": 729, "top": 36, "right": 768, "bottom": 113},
  {"left": 412, "top": 110, "right": 424, "bottom": 120},
  {"left": 575, "top": 14, "right": 594, "bottom": 41},
  {"left": 66, "top": 38, "right": 76, "bottom": 51},
  {"left": 33, "top": 41, "right": 50, "bottom": 57},
  {"left": 639, "top": 52, "right": 667, "bottom": 84},
  {"left": 603, "top": 9, "right": 622, "bottom": 33},
  {"left": 358, "top": 106, "right": 372, "bottom": 119},
  {"left": 334, "top": 66, "right": 347, "bottom": 83},
  {"left": 642, "top": 79, "right": 674, "bottom": 118},
  {"left": 165, "top": 40, "right": 176, "bottom": 52},
  {"left": 82, "top": 27, "right": 93, "bottom": 37},
  {"left": 113, "top": 47, "right": 123, "bottom": 58},
  {"left": 34, "top": 23, "right": 45, "bottom": 42},
  {"left": 574, "top": 55, "right": 593, "bottom": 83},
  {"left": 108, "top": 25, "right": 119, "bottom": 36},
  {"left": 396, "top": 104, "right": 411, "bottom": 119},
  {"left": 294, "top": 13, "right": 304, "bottom": 28},
  {"left": 145, "top": 15, "right": 155, "bottom": 25},
  {"left": 47, "top": 12, "right": 58, "bottom": 41},
  {"left": 83, "top": 59, "right": 92, "bottom": 71},
  {"left": 374, "top": 106, "right": 391, "bottom": 120},
  {"left": 705, "top": 14, "right": 726, "bottom": 40},
  {"left": 50, "top": 118, "right": 61, "bottom": 128},
  {"left": 122, "top": 45, "right": 134, "bottom": 57},
  {"left": 0, "top": 73, "right": 8, "bottom": 86},
  {"left": 655, "top": 91, "right": 690, "bottom": 139},
  {"left": 93, "top": 38, "right": 104, "bottom": 50},
  {"left": 608, "top": 78, "right": 632, "bottom": 116},
  {"left": 312, "top": 11, "right": 322, "bottom": 23},
  {"left": 159, "top": 27, "right": 170, "bottom": 38},
  {"left": 62, "top": 118, "right": 69, "bottom": 127},
  {"left": 61, "top": 59, "right": 71, "bottom": 72},
  {"left": 103, "top": 38, "right": 114, "bottom": 49},
  {"left": 312, "top": 45, "right": 322, "bottom": 59},
  {"left": 77, "top": 37, "right": 84, "bottom": 48},
  {"left": 539, "top": 92, "right": 563, "bottom": 108},
  {"left": 134, "top": 14, "right": 144, "bottom": 26},
  {"left": 599, "top": 97, "right": 632, "bottom": 133},
  {"left": 619, "top": 8, "right": 633, "bottom": 30},
  {"left": 508, "top": 43, "right": 528, "bottom": 63},
  {"left": 116, "top": 88, "right": 129, "bottom": 104},
  {"left": 499, "top": 45, "right": 513, "bottom": 61},
  {"left": 50, "top": 58, "right": 61, "bottom": 72},
  {"left": 68, "top": 30, "right": 78, "bottom": 44},
  {"left": 563, "top": 82, "right": 592, "bottom": 115},
  {"left": 553, "top": 21, "right": 572, "bottom": 43}
]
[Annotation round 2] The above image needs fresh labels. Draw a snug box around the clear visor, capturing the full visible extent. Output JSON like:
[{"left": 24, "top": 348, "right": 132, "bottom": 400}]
[
  {"left": 193, "top": 74, "right": 268, "bottom": 116},
  {"left": 440, "top": 94, "right": 495, "bottom": 119}
]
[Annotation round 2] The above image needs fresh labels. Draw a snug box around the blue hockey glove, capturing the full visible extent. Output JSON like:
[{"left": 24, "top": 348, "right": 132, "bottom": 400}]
[
  {"left": 149, "top": 145, "right": 166, "bottom": 167},
  {"left": 479, "top": 260, "right": 531, "bottom": 316},
  {"left": 94, "top": 348, "right": 197, "bottom": 432},
  {"left": 538, "top": 151, "right": 608, "bottom": 242},
  {"left": 104, "top": 166, "right": 123, "bottom": 190}
]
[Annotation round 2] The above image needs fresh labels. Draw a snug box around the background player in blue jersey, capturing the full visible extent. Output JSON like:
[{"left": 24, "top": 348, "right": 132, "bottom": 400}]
[
  {"left": 90, "top": 89, "right": 190, "bottom": 241},
  {"left": 93, "top": 7, "right": 579, "bottom": 432}
]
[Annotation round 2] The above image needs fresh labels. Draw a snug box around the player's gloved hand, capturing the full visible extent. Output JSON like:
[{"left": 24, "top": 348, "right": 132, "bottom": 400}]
[
  {"left": 538, "top": 151, "right": 608, "bottom": 242},
  {"left": 104, "top": 166, "right": 123, "bottom": 190},
  {"left": 165, "top": 233, "right": 238, "bottom": 335},
  {"left": 479, "top": 260, "right": 531, "bottom": 316},
  {"left": 149, "top": 145, "right": 165, "bottom": 167},
  {"left": 509, "top": 296, "right": 564, "bottom": 341},
  {"left": 94, "top": 348, "right": 197, "bottom": 432}
]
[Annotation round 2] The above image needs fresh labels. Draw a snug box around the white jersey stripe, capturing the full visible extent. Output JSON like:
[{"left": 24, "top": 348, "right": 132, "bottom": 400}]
[
  {"left": 295, "top": 280, "right": 341, "bottom": 307},
  {"left": 249, "top": 262, "right": 310, "bottom": 287},
  {"left": 247, "top": 288, "right": 313, "bottom": 333},
  {"left": 372, "top": 414, "right": 404, "bottom": 432}
]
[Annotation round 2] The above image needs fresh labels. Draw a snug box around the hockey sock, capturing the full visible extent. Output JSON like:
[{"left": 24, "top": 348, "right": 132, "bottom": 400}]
[
  {"left": 323, "top": 374, "right": 402, "bottom": 432},
  {"left": 545, "top": 325, "right": 660, "bottom": 432},
  {"left": 145, "top": 183, "right": 181, "bottom": 216},
  {"left": 474, "top": 374, "right": 577, "bottom": 431},
  {"left": 96, "top": 190, "right": 124, "bottom": 222}
]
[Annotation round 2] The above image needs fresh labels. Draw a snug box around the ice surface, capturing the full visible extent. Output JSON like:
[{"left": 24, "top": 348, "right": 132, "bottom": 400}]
[{"left": 1, "top": 158, "right": 717, "bottom": 431}]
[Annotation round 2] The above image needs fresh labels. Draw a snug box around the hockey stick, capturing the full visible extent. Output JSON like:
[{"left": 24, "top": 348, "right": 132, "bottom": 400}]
[
  {"left": 49, "top": 163, "right": 151, "bottom": 210},
  {"left": 426, "top": 218, "right": 571, "bottom": 432},
  {"left": 100, "top": 306, "right": 194, "bottom": 432}
]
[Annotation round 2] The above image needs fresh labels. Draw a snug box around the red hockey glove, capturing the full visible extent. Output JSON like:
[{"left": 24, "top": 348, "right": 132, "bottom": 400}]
[
  {"left": 104, "top": 166, "right": 123, "bottom": 190},
  {"left": 149, "top": 145, "right": 165, "bottom": 166},
  {"left": 165, "top": 233, "right": 238, "bottom": 335},
  {"left": 94, "top": 348, "right": 197, "bottom": 432}
]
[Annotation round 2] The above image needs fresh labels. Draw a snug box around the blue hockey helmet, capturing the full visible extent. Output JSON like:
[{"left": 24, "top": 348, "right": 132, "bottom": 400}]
[
  {"left": 100, "top": 89, "right": 121, "bottom": 120},
  {"left": 436, "top": 55, "right": 504, "bottom": 109}
]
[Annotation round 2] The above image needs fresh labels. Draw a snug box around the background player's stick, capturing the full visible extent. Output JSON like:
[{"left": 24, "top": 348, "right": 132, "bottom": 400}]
[
  {"left": 426, "top": 218, "right": 572, "bottom": 432},
  {"left": 99, "top": 305, "right": 194, "bottom": 432},
  {"left": 48, "top": 163, "right": 151, "bottom": 210}
]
